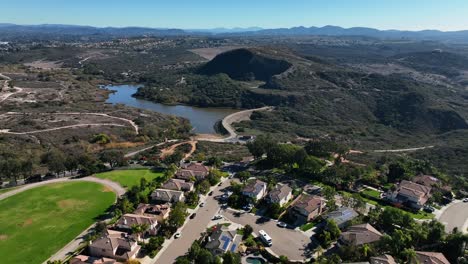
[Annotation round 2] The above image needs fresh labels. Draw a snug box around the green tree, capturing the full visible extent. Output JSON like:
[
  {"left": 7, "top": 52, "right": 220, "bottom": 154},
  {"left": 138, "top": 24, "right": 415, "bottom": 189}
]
[
  {"left": 100, "top": 150, "right": 126, "bottom": 168},
  {"left": 222, "top": 252, "right": 241, "bottom": 264},
  {"left": 237, "top": 171, "right": 251, "bottom": 183},
  {"left": 167, "top": 202, "right": 188, "bottom": 231},
  {"left": 242, "top": 225, "right": 253, "bottom": 240}
]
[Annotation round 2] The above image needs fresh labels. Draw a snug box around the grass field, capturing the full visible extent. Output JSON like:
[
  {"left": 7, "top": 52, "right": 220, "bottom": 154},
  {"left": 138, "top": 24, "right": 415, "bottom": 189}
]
[
  {"left": 94, "top": 168, "right": 165, "bottom": 188},
  {"left": 0, "top": 182, "right": 116, "bottom": 264},
  {"left": 361, "top": 188, "right": 382, "bottom": 199}
]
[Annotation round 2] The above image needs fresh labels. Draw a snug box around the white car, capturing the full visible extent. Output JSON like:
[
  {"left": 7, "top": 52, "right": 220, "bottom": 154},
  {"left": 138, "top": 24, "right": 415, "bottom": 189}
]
[
  {"left": 463, "top": 198, "right": 468, "bottom": 202},
  {"left": 174, "top": 232, "right": 181, "bottom": 239},
  {"left": 212, "top": 215, "right": 223, "bottom": 220},
  {"left": 277, "top": 221, "right": 288, "bottom": 228}
]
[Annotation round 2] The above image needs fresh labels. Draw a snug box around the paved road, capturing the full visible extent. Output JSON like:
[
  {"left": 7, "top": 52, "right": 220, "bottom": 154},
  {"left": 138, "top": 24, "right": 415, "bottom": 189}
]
[
  {"left": 0, "top": 176, "right": 125, "bottom": 201},
  {"left": 197, "top": 106, "right": 272, "bottom": 143},
  {"left": 222, "top": 209, "right": 313, "bottom": 261},
  {"left": 438, "top": 200, "right": 468, "bottom": 234},
  {"left": 153, "top": 179, "right": 231, "bottom": 263}
]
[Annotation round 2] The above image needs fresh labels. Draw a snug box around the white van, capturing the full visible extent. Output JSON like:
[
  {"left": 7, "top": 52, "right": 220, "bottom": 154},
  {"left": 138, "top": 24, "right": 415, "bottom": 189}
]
[{"left": 258, "top": 230, "right": 272, "bottom": 246}]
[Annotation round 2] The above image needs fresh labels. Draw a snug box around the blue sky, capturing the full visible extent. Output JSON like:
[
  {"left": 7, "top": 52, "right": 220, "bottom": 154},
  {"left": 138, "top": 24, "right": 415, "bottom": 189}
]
[{"left": 1, "top": 0, "right": 467, "bottom": 31}]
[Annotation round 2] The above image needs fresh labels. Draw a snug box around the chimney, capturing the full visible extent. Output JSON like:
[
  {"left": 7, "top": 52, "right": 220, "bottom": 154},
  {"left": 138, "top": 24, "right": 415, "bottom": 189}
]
[{"left": 123, "top": 218, "right": 127, "bottom": 225}]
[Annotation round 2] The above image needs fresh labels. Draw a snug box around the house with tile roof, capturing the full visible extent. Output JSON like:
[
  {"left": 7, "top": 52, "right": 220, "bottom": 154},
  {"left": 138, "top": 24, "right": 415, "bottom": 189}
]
[
  {"left": 115, "top": 213, "right": 159, "bottom": 236},
  {"left": 205, "top": 224, "right": 241, "bottom": 256},
  {"left": 151, "top": 188, "right": 185, "bottom": 203},
  {"left": 289, "top": 194, "right": 325, "bottom": 222},
  {"left": 70, "top": 255, "right": 120, "bottom": 264},
  {"left": 413, "top": 251, "right": 450, "bottom": 264},
  {"left": 388, "top": 180, "right": 431, "bottom": 209},
  {"left": 370, "top": 255, "right": 397, "bottom": 264},
  {"left": 162, "top": 178, "right": 194, "bottom": 192},
  {"left": 339, "top": 223, "right": 383, "bottom": 246},
  {"left": 242, "top": 179, "right": 267, "bottom": 201},
  {"left": 88, "top": 230, "right": 140, "bottom": 262},
  {"left": 133, "top": 203, "right": 171, "bottom": 223},
  {"left": 175, "top": 162, "right": 210, "bottom": 181},
  {"left": 267, "top": 184, "right": 293, "bottom": 206}
]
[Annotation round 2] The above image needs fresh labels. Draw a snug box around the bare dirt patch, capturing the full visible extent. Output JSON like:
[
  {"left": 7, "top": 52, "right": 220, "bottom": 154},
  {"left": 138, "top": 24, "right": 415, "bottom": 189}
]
[
  {"left": 0, "top": 234, "right": 8, "bottom": 240},
  {"left": 21, "top": 218, "right": 33, "bottom": 227},
  {"left": 57, "top": 199, "right": 87, "bottom": 209},
  {"left": 24, "top": 60, "right": 64, "bottom": 69},
  {"left": 189, "top": 46, "right": 245, "bottom": 60},
  {"left": 102, "top": 186, "right": 113, "bottom": 192}
]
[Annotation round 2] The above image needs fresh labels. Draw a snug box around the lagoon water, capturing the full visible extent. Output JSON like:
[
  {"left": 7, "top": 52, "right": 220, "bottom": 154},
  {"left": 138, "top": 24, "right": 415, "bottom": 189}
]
[{"left": 104, "top": 85, "right": 236, "bottom": 134}]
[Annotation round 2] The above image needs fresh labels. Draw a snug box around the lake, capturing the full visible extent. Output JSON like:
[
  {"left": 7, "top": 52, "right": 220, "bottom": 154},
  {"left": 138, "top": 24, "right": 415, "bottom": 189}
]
[{"left": 103, "top": 84, "right": 237, "bottom": 134}]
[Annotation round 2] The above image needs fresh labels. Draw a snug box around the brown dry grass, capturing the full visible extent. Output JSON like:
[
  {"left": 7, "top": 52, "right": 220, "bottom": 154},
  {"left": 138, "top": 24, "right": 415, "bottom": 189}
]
[
  {"left": 57, "top": 199, "right": 87, "bottom": 209},
  {"left": 0, "top": 234, "right": 8, "bottom": 240}
]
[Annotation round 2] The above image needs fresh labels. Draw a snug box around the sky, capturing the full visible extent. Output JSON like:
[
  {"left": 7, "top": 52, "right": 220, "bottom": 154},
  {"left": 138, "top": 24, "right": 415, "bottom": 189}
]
[{"left": 1, "top": 0, "right": 468, "bottom": 31}]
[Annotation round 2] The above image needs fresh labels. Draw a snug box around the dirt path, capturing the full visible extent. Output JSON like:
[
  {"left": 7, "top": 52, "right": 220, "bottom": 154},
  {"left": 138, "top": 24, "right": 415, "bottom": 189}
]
[
  {"left": 124, "top": 139, "right": 179, "bottom": 158},
  {"left": 197, "top": 106, "right": 272, "bottom": 143},
  {"left": 1, "top": 112, "right": 139, "bottom": 134},
  {"left": 160, "top": 140, "right": 197, "bottom": 160},
  {"left": 373, "top": 145, "right": 434, "bottom": 153},
  {"left": 0, "top": 73, "right": 24, "bottom": 103}
]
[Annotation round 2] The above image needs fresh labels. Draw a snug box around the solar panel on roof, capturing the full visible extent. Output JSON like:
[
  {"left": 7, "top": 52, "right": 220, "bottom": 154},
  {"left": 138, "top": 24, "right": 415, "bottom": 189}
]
[
  {"left": 221, "top": 235, "right": 231, "bottom": 251},
  {"left": 230, "top": 243, "right": 237, "bottom": 252}
]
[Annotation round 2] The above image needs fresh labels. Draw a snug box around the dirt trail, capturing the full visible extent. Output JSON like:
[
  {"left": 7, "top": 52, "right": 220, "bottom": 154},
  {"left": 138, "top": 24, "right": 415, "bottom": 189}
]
[
  {"left": 373, "top": 145, "right": 434, "bottom": 153},
  {"left": 160, "top": 141, "right": 197, "bottom": 160},
  {"left": 1, "top": 112, "right": 139, "bottom": 134},
  {"left": 0, "top": 73, "right": 23, "bottom": 103}
]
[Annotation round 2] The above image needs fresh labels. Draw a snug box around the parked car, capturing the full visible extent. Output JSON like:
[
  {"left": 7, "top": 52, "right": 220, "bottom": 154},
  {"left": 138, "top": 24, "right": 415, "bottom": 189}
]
[
  {"left": 463, "top": 198, "right": 468, "bottom": 202},
  {"left": 190, "top": 213, "right": 197, "bottom": 219},
  {"left": 423, "top": 206, "right": 435, "bottom": 213},
  {"left": 212, "top": 215, "right": 223, "bottom": 220},
  {"left": 200, "top": 202, "right": 206, "bottom": 207},
  {"left": 174, "top": 232, "right": 181, "bottom": 239},
  {"left": 25, "top": 174, "right": 42, "bottom": 184},
  {"left": 242, "top": 204, "right": 253, "bottom": 211},
  {"left": 208, "top": 191, "right": 213, "bottom": 196},
  {"left": 277, "top": 221, "right": 288, "bottom": 228}
]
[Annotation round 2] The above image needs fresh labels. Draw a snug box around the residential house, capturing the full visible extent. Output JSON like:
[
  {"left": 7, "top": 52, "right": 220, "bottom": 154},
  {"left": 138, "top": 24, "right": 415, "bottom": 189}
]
[
  {"left": 289, "top": 194, "right": 326, "bottom": 222},
  {"left": 176, "top": 162, "right": 210, "bottom": 181},
  {"left": 370, "top": 255, "right": 397, "bottom": 264},
  {"left": 115, "top": 213, "right": 158, "bottom": 236},
  {"left": 162, "top": 178, "right": 194, "bottom": 192},
  {"left": 70, "top": 255, "right": 120, "bottom": 264},
  {"left": 388, "top": 180, "right": 431, "bottom": 209},
  {"left": 151, "top": 188, "right": 185, "bottom": 203},
  {"left": 267, "top": 184, "right": 293, "bottom": 206},
  {"left": 205, "top": 225, "right": 241, "bottom": 256},
  {"left": 133, "top": 203, "right": 171, "bottom": 223},
  {"left": 413, "top": 251, "right": 450, "bottom": 264},
  {"left": 303, "top": 184, "right": 322, "bottom": 195},
  {"left": 339, "top": 223, "right": 383, "bottom": 246},
  {"left": 88, "top": 230, "right": 140, "bottom": 262},
  {"left": 324, "top": 207, "right": 359, "bottom": 228},
  {"left": 242, "top": 179, "right": 267, "bottom": 201}
]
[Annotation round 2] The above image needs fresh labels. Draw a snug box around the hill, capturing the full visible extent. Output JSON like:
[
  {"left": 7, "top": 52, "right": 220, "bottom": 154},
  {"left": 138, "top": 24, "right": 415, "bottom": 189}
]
[{"left": 197, "top": 48, "right": 292, "bottom": 81}]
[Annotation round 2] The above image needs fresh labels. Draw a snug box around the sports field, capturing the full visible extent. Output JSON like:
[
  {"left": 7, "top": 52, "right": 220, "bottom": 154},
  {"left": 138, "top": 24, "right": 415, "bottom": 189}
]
[
  {"left": 95, "top": 168, "right": 165, "bottom": 188},
  {"left": 0, "top": 182, "right": 116, "bottom": 264}
]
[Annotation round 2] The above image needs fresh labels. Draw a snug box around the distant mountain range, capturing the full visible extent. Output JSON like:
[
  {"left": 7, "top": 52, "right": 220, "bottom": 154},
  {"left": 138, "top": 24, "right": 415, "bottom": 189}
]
[{"left": 1, "top": 23, "right": 468, "bottom": 42}]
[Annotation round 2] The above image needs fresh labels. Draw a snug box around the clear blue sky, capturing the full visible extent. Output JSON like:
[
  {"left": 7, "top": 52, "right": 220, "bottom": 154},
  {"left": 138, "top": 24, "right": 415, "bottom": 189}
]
[{"left": 1, "top": 0, "right": 467, "bottom": 31}]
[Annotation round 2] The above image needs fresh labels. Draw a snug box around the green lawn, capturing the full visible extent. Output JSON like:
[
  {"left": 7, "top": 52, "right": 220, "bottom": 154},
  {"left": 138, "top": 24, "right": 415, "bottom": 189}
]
[
  {"left": 300, "top": 222, "right": 316, "bottom": 231},
  {"left": 361, "top": 188, "right": 381, "bottom": 199},
  {"left": 0, "top": 186, "right": 18, "bottom": 194},
  {"left": 95, "top": 168, "right": 165, "bottom": 188},
  {"left": 0, "top": 182, "right": 116, "bottom": 264}
]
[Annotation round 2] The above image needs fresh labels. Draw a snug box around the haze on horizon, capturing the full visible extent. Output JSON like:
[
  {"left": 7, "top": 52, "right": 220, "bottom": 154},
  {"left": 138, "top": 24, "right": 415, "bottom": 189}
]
[{"left": 2, "top": 0, "right": 468, "bottom": 31}]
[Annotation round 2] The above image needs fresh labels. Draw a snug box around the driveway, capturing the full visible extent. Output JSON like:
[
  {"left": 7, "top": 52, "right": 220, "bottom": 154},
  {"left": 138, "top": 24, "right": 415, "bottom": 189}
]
[
  {"left": 222, "top": 209, "right": 313, "bottom": 261},
  {"left": 437, "top": 200, "right": 468, "bottom": 234},
  {"left": 152, "top": 179, "right": 231, "bottom": 263}
]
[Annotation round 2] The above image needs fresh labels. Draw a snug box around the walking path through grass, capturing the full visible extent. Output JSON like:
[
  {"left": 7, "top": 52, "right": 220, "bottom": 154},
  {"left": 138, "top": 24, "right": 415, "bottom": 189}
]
[
  {"left": 94, "top": 168, "right": 165, "bottom": 188},
  {"left": 0, "top": 181, "right": 116, "bottom": 264}
]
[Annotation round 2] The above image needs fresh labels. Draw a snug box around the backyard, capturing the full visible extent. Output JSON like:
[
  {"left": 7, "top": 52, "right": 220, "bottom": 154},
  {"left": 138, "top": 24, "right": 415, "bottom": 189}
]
[
  {"left": 0, "top": 182, "right": 116, "bottom": 264},
  {"left": 94, "top": 168, "right": 165, "bottom": 188}
]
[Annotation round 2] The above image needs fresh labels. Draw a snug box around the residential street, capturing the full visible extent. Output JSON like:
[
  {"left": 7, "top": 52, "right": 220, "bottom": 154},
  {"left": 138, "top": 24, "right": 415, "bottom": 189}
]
[
  {"left": 437, "top": 200, "right": 468, "bottom": 233},
  {"left": 222, "top": 209, "right": 313, "bottom": 261},
  {"left": 152, "top": 179, "right": 231, "bottom": 263}
]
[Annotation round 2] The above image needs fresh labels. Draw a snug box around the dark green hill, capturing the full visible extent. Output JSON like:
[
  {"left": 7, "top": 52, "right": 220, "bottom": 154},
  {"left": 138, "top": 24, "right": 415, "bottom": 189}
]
[{"left": 197, "top": 48, "right": 292, "bottom": 81}]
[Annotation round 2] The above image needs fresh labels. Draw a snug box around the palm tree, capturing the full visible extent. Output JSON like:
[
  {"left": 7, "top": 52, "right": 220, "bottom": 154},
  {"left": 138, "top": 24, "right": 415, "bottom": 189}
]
[
  {"left": 402, "top": 248, "right": 418, "bottom": 263},
  {"left": 131, "top": 223, "right": 149, "bottom": 241},
  {"left": 361, "top": 244, "right": 371, "bottom": 257}
]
